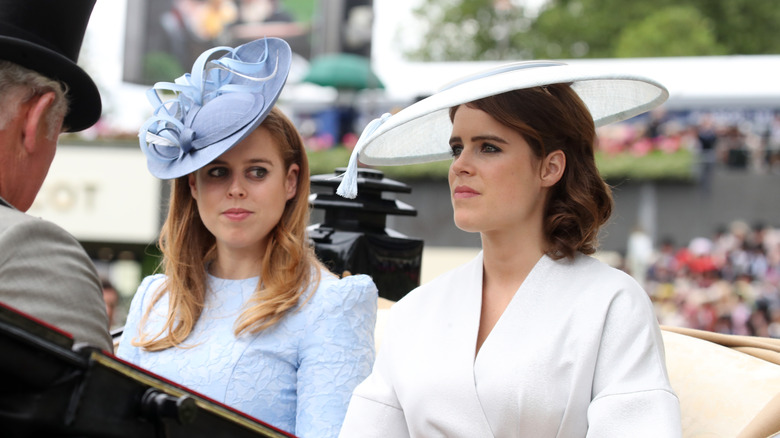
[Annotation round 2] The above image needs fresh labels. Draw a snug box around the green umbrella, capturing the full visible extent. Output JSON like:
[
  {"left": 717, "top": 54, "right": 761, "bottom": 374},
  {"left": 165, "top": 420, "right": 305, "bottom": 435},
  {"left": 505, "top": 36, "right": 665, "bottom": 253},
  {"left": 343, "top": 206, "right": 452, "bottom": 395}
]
[{"left": 303, "top": 53, "right": 385, "bottom": 90}]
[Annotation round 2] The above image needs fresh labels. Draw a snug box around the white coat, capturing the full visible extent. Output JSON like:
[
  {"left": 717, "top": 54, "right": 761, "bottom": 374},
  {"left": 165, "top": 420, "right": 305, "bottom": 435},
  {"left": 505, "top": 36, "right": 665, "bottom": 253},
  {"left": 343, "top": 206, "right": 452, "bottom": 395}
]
[{"left": 340, "top": 252, "right": 681, "bottom": 438}]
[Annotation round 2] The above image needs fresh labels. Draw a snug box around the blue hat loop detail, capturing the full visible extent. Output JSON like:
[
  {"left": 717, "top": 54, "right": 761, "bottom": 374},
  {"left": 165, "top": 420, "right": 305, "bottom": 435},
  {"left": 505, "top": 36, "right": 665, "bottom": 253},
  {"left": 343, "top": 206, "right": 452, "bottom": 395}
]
[
  {"left": 138, "top": 37, "right": 291, "bottom": 178},
  {"left": 179, "top": 127, "right": 196, "bottom": 155}
]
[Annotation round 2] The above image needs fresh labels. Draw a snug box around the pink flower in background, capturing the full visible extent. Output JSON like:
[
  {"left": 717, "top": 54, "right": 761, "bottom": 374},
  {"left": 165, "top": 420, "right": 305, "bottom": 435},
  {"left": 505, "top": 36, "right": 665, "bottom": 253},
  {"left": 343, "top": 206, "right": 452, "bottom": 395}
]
[
  {"left": 306, "top": 134, "right": 335, "bottom": 151},
  {"left": 597, "top": 125, "right": 633, "bottom": 155},
  {"left": 598, "top": 137, "right": 624, "bottom": 155},
  {"left": 342, "top": 133, "right": 359, "bottom": 150},
  {"left": 631, "top": 137, "right": 653, "bottom": 156},
  {"left": 658, "top": 136, "right": 681, "bottom": 153}
]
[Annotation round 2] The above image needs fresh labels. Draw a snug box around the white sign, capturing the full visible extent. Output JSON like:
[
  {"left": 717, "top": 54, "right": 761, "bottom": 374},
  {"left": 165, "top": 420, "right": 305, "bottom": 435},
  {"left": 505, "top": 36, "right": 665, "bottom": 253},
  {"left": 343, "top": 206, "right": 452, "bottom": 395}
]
[{"left": 28, "top": 143, "right": 162, "bottom": 244}]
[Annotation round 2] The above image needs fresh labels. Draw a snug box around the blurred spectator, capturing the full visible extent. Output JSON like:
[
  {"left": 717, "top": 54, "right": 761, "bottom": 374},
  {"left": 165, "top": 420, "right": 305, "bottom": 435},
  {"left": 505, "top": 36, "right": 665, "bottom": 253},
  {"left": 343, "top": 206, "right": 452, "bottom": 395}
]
[
  {"left": 768, "top": 114, "right": 780, "bottom": 172},
  {"left": 596, "top": 109, "right": 780, "bottom": 176},
  {"left": 626, "top": 225, "right": 653, "bottom": 287},
  {"left": 696, "top": 114, "right": 718, "bottom": 193},
  {"left": 635, "top": 219, "right": 780, "bottom": 338},
  {"left": 101, "top": 278, "right": 120, "bottom": 330}
]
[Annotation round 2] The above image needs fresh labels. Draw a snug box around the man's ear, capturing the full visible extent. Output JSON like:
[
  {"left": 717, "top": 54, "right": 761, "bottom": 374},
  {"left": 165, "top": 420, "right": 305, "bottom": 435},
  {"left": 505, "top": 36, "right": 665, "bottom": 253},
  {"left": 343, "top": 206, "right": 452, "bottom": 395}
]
[
  {"left": 541, "top": 150, "right": 565, "bottom": 187},
  {"left": 21, "top": 91, "right": 57, "bottom": 154}
]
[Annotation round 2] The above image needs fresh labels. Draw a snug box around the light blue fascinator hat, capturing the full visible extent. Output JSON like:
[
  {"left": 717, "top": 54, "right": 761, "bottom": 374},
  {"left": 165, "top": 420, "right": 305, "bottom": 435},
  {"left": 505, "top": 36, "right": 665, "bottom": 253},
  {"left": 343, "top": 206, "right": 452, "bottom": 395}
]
[
  {"left": 336, "top": 60, "right": 668, "bottom": 198},
  {"left": 139, "top": 37, "right": 292, "bottom": 179}
]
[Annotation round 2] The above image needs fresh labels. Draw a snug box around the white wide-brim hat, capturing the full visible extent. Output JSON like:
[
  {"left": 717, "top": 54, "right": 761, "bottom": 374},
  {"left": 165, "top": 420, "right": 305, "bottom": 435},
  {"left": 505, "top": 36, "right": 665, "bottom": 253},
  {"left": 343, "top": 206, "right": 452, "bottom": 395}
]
[
  {"left": 139, "top": 37, "right": 292, "bottom": 179},
  {"left": 336, "top": 60, "right": 668, "bottom": 198}
]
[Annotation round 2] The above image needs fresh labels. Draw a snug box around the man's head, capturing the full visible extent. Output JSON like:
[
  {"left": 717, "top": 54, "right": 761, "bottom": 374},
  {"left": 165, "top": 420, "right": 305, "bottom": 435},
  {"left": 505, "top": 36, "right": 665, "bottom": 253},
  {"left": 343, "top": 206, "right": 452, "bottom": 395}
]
[
  {"left": 0, "top": 62, "right": 71, "bottom": 210},
  {"left": 0, "top": 0, "right": 102, "bottom": 210}
]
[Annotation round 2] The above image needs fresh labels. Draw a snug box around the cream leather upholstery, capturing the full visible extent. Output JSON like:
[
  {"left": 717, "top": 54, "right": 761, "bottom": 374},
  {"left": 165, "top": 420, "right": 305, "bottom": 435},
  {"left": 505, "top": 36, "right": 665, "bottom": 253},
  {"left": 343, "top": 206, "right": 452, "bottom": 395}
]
[{"left": 662, "top": 327, "right": 780, "bottom": 438}]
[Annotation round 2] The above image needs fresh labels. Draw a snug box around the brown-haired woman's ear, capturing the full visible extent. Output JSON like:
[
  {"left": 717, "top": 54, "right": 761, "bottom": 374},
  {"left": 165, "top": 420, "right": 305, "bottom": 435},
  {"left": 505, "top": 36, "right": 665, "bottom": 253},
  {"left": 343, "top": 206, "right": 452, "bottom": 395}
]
[{"left": 540, "top": 150, "right": 566, "bottom": 187}]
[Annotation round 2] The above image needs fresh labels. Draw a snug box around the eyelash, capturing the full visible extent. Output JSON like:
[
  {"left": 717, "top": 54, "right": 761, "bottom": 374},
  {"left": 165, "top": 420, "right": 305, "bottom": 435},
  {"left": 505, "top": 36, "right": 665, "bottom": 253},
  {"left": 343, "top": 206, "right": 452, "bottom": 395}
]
[
  {"left": 449, "top": 143, "right": 501, "bottom": 158},
  {"left": 207, "top": 167, "right": 227, "bottom": 178},
  {"left": 206, "top": 167, "right": 268, "bottom": 179},
  {"left": 248, "top": 167, "right": 268, "bottom": 178}
]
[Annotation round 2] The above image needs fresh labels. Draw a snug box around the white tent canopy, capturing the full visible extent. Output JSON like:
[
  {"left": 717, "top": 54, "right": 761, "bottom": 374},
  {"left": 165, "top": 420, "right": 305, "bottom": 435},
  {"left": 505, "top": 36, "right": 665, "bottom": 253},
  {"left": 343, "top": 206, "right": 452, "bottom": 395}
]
[{"left": 372, "top": 55, "right": 780, "bottom": 110}]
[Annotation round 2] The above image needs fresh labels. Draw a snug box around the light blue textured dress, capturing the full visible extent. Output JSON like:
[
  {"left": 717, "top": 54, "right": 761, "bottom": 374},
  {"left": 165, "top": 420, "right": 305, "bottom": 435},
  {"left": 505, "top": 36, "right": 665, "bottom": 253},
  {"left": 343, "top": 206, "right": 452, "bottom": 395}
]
[{"left": 116, "top": 269, "right": 377, "bottom": 438}]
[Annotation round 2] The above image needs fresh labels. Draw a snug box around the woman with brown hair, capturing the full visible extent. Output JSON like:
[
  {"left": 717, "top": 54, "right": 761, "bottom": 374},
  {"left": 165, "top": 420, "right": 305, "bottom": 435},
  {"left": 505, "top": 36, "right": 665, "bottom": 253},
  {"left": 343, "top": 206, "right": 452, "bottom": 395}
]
[
  {"left": 337, "top": 62, "right": 681, "bottom": 437},
  {"left": 117, "top": 38, "right": 377, "bottom": 438}
]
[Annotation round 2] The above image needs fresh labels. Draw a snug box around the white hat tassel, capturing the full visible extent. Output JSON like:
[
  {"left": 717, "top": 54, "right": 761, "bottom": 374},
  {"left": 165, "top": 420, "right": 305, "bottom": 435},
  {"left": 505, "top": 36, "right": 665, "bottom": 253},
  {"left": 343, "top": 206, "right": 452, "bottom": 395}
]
[{"left": 336, "top": 112, "right": 391, "bottom": 199}]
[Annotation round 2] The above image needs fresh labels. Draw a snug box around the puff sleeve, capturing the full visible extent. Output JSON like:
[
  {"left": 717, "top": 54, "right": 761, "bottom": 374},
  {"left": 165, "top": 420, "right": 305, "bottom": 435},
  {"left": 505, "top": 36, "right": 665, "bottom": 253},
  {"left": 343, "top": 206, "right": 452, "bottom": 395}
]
[{"left": 295, "top": 274, "right": 378, "bottom": 438}]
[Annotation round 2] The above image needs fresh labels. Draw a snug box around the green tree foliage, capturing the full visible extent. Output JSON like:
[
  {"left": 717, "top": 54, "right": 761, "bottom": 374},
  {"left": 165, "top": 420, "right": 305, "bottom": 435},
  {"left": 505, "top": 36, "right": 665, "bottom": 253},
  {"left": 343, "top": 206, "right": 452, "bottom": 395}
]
[
  {"left": 614, "top": 6, "right": 726, "bottom": 57},
  {"left": 404, "top": 0, "right": 534, "bottom": 61},
  {"left": 530, "top": 0, "right": 680, "bottom": 59},
  {"left": 698, "top": 0, "right": 780, "bottom": 54},
  {"left": 402, "top": 0, "right": 780, "bottom": 61}
]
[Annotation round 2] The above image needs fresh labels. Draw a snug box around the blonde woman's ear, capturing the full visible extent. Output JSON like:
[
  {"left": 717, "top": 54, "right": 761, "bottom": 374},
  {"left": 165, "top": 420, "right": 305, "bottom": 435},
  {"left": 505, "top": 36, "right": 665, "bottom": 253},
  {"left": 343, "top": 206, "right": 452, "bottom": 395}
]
[
  {"left": 188, "top": 173, "right": 199, "bottom": 199},
  {"left": 285, "top": 163, "right": 299, "bottom": 200}
]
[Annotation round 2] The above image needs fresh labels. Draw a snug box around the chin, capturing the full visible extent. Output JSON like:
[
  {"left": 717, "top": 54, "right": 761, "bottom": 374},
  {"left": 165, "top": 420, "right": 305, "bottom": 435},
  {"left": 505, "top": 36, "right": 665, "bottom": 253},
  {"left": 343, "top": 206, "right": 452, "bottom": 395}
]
[{"left": 453, "top": 216, "right": 482, "bottom": 234}]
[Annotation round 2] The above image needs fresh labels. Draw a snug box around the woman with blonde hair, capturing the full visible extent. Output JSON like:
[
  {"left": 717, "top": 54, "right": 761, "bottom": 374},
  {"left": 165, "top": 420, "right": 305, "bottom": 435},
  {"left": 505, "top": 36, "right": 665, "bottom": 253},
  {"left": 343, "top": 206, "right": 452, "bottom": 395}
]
[
  {"left": 117, "top": 38, "right": 377, "bottom": 438},
  {"left": 337, "top": 62, "right": 680, "bottom": 437}
]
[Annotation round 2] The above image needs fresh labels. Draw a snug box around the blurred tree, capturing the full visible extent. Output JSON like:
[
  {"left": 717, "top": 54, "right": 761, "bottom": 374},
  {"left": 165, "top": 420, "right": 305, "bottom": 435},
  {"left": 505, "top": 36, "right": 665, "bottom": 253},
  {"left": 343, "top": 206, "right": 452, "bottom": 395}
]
[
  {"left": 614, "top": 6, "right": 726, "bottom": 57},
  {"left": 692, "top": 0, "right": 780, "bottom": 54},
  {"left": 402, "top": 0, "right": 780, "bottom": 61},
  {"left": 403, "top": 0, "right": 534, "bottom": 61}
]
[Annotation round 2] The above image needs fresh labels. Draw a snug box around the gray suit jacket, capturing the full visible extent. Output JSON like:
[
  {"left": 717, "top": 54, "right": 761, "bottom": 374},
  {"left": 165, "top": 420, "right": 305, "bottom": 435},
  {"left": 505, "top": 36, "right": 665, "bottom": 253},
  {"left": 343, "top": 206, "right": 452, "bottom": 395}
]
[{"left": 0, "top": 197, "right": 111, "bottom": 350}]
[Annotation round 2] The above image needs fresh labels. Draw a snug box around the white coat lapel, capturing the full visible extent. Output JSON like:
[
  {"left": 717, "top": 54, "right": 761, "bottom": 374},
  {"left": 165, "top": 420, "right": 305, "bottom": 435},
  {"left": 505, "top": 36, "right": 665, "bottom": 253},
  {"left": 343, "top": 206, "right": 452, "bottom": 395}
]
[
  {"left": 471, "top": 255, "right": 554, "bottom": 437},
  {"left": 457, "top": 251, "right": 499, "bottom": 437}
]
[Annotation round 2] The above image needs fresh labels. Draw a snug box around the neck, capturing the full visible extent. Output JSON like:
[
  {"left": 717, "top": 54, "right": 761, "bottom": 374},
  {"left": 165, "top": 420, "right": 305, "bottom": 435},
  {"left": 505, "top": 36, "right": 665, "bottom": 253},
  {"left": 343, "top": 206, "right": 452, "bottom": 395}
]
[
  {"left": 209, "top": 245, "right": 265, "bottom": 279},
  {"left": 0, "top": 152, "right": 20, "bottom": 210},
  {"left": 480, "top": 226, "right": 546, "bottom": 288}
]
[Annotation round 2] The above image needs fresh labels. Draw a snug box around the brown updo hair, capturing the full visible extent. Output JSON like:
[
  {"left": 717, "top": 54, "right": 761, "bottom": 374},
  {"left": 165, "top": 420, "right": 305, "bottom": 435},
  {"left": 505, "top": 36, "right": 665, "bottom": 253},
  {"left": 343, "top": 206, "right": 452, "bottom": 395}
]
[{"left": 449, "top": 83, "right": 613, "bottom": 259}]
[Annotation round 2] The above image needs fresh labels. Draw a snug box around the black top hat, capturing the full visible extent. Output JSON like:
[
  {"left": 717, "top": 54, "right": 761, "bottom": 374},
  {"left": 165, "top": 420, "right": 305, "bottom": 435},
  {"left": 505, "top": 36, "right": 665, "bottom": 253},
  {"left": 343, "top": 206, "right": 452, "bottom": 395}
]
[{"left": 0, "top": 0, "right": 102, "bottom": 132}]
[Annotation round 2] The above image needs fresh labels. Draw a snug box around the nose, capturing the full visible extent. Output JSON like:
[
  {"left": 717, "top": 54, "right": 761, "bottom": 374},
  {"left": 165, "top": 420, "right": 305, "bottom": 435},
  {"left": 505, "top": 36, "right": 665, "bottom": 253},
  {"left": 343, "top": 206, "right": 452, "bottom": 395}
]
[
  {"left": 450, "top": 151, "right": 473, "bottom": 176},
  {"left": 227, "top": 176, "right": 247, "bottom": 199}
]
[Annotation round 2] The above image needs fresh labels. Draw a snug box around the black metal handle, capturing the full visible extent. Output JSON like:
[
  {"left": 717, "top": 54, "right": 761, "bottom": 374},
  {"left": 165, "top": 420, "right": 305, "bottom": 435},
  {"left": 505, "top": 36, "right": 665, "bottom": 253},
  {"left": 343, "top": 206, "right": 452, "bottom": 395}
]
[{"left": 139, "top": 388, "right": 198, "bottom": 426}]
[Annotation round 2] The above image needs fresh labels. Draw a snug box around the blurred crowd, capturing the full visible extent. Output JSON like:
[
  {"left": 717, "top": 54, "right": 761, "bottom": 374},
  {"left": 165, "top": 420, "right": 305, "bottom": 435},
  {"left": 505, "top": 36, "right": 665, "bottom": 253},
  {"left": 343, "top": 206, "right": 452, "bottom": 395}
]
[
  {"left": 597, "top": 109, "right": 780, "bottom": 174},
  {"left": 623, "top": 220, "right": 780, "bottom": 338}
]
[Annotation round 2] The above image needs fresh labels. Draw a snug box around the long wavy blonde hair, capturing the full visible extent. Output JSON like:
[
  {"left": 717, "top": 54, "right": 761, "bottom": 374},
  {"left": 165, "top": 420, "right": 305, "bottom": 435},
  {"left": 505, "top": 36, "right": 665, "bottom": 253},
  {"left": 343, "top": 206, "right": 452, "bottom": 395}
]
[{"left": 134, "top": 107, "right": 323, "bottom": 351}]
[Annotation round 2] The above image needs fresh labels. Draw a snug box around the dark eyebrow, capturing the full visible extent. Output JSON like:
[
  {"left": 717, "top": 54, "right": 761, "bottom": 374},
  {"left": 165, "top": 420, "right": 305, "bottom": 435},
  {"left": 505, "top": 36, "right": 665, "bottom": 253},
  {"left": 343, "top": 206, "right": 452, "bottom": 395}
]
[
  {"left": 449, "top": 135, "right": 509, "bottom": 145},
  {"left": 472, "top": 135, "right": 509, "bottom": 144}
]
